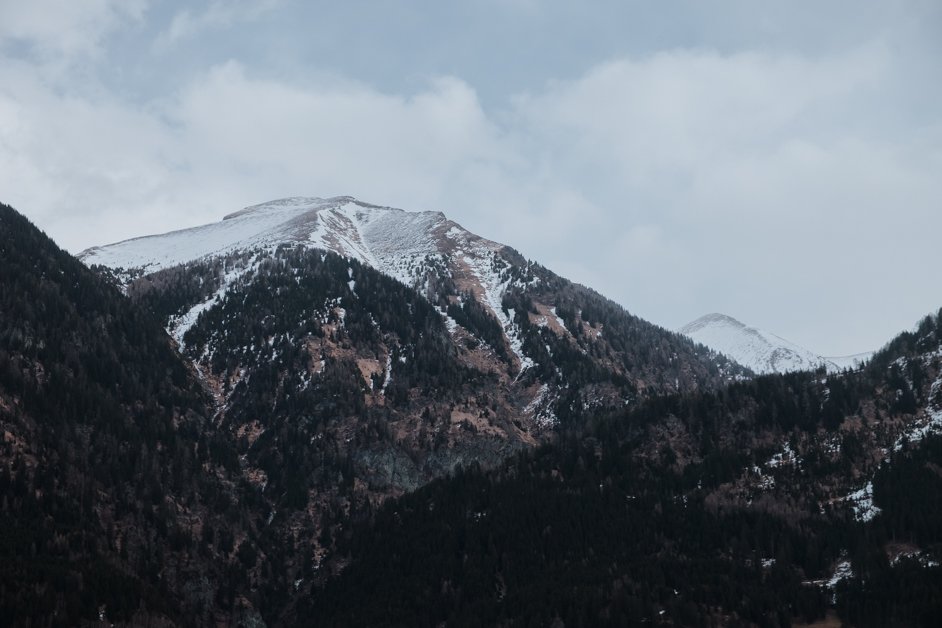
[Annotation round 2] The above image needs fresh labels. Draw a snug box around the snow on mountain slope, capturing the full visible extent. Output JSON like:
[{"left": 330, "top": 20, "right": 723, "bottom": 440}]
[
  {"left": 679, "top": 313, "right": 871, "bottom": 374},
  {"left": 81, "top": 197, "right": 448, "bottom": 276},
  {"left": 80, "top": 196, "right": 533, "bottom": 369},
  {"left": 82, "top": 197, "right": 321, "bottom": 273}
]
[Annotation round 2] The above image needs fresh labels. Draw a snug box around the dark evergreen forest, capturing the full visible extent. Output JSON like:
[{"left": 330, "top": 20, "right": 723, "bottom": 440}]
[
  {"left": 0, "top": 203, "right": 264, "bottom": 625},
  {"left": 303, "top": 328, "right": 942, "bottom": 627}
]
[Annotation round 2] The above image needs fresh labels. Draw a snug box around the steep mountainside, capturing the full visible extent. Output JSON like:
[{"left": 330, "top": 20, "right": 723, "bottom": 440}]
[
  {"left": 80, "top": 196, "right": 746, "bottom": 585},
  {"left": 680, "top": 313, "right": 872, "bottom": 374},
  {"left": 306, "top": 310, "right": 942, "bottom": 627},
  {"left": 0, "top": 203, "right": 282, "bottom": 626}
]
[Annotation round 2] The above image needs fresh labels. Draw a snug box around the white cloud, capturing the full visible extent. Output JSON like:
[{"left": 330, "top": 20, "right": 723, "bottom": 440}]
[
  {"left": 502, "top": 45, "right": 942, "bottom": 353},
  {"left": 166, "top": 62, "right": 511, "bottom": 224},
  {"left": 514, "top": 46, "right": 887, "bottom": 188},
  {"left": 0, "top": 59, "right": 509, "bottom": 252}
]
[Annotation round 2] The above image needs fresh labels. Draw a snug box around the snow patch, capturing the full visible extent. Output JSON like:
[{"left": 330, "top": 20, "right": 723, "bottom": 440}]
[
  {"left": 549, "top": 306, "right": 567, "bottom": 332},
  {"left": 459, "top": 250, "right": 534, "bottom": 375},
  {"left": 844, "top": 481, "right": 882, "bottom": 522},
  {"left": 890, "top": 548, "right": 939, "bottom": 568},
  {"left": 81, "top": 197, "right": 323, "bottom": 273},
  {"left": 766, "top": 441, "right": 800, "bottom": 469},
  {"left": 380, "top": 352, "right": 393, "bottom": 394},
  {"left": 169, "top": 257, "right": 261, "bottom": 348},
  {"left": 439, "top": 307, "right": 459, "bottom": 334},
  {"left": 524, "top": 383, "right": 557, "bottom": 428},
  {"left": 827, "top": 558, "right": 854, "bottom": 591},
  {"left": 894, "top": 373, "right": 942, "bottom": 452}
]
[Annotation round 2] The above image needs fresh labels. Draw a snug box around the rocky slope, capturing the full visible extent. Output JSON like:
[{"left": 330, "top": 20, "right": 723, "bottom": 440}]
[{"left": 680, "top": 312, "right": 872, "bottom": 374}]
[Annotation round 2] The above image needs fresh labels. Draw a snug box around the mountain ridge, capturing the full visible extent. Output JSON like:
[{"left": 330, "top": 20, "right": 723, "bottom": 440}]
[
  {"left": 82, "top": 196, "right": 477, "bottom": 283},
  {"left": 82, "top": 196, "right": 540, "bottom": 372}
]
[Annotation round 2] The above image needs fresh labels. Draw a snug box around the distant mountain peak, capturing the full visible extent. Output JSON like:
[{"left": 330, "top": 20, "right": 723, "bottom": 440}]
[
  {"left": 679, "top": 313, "right": 871, "bottom": 374},
  {"left": 681, "top": 312, "right": 747, "bottom": 332}
]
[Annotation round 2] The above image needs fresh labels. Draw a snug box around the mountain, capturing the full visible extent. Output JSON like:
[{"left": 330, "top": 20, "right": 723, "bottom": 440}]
[
  {"left": 83, "top": 196, "right": 548, "bottom": 380},
  {"left": 680, "top": 312, "right": 872, "bottom": 374},
  {"left": 83, "top": 195, "right": 739, "bottom": 387},
  {"left": 5, "top": 194, "right": 941, "bottom": 626},
  {"left": 78, "top": 196, "right": 747, "bottom": 619},
  {"left": 304, "top": 310, "right": 942, "bottom": 627},
  {"left": 84, "top": 196, "right": 744, "bottom": 392},
  {"left": 79, "top": 195, "right": 744, "bottom": 480}
]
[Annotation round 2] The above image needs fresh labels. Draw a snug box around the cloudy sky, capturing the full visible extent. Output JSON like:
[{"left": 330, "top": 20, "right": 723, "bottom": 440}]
[{"left": 1, "top": 1, "right": 940, "bottom": 356}]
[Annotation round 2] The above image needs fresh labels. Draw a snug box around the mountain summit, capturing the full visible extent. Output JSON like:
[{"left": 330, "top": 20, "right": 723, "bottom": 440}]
[
  {"left": 680, "top": 312, "right": 871, "bottom": 374},
  {"left": 83, "top": 196, "right": 470, "bottom": 286}
]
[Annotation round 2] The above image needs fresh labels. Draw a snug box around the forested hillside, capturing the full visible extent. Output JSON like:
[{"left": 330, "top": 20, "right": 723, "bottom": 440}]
[
  {"left": 303, "top": 315, "right": 942, "bottom": 627},
  {"left": 0, "top": 203, "right": 267, "bottom": 626}
]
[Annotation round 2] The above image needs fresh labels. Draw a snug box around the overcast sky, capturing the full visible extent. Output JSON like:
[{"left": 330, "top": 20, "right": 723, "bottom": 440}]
[{"left": 1, "top": 1, "right": 940, "bottom": 356}]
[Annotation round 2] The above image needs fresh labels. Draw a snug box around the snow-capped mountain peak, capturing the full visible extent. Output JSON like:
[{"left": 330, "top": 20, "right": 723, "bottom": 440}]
[
  {"left": 80, "top": 196, "right": 536, "bottom": 368},
  {"left": 80, "top": 195, "right": 505, "bottom": 301},
  {"left": 679, "top": 313, "right": 871, "bottom": 374},
  {"left": 80, "top": 196, "right": 461, "bottom": 279},
  {"left": 79, "top": 195, "right": 743, "bottom": 433}
]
